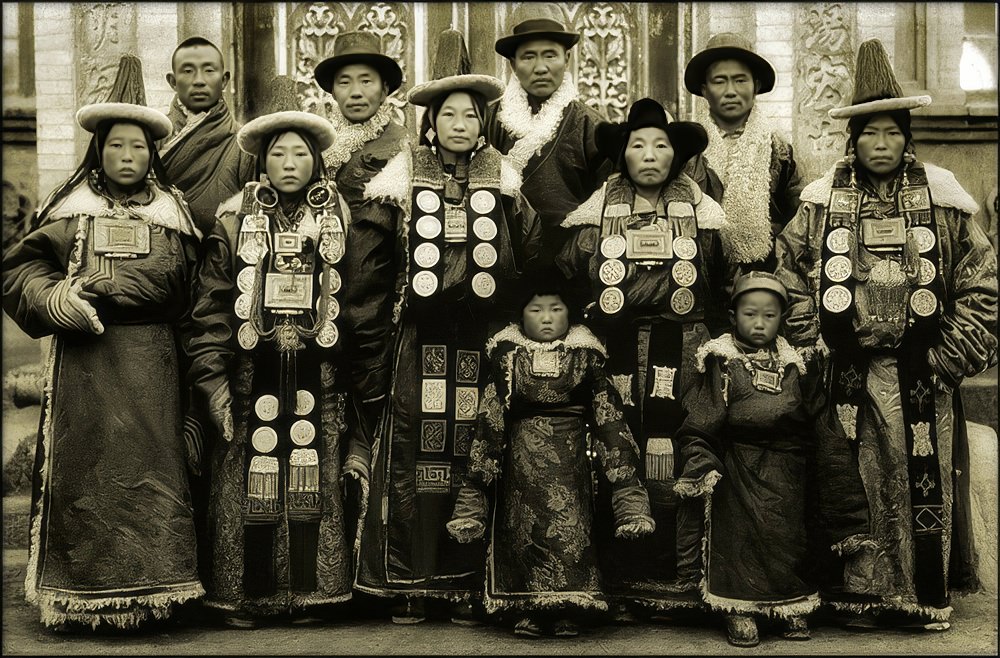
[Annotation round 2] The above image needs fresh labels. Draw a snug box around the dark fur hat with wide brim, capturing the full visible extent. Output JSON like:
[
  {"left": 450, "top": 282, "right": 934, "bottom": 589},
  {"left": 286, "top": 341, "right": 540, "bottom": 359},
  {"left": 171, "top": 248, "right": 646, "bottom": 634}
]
[
  {"left": 595, "top": 98, "right": 709, "bottom": 164},
  {"left": 684, "top": 32, "right": 776, "bottom": 96},
  {"left": 828, "top": 38, "right": 931, "bottom": 119},
  {"left": 314, "top": 30, "right": 403, "bottom": 93},
  {"left": 494, "top": 5, "right": 580, "bottom": 60}
]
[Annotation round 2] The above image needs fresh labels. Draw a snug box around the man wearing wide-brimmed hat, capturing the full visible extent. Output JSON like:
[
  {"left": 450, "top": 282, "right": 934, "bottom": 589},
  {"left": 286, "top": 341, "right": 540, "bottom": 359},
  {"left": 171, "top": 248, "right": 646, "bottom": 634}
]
[
  {"left": 776, "top": 38, "right": 997, "bottom": 632},
  {"left": 160, "top": 36, "right": 256, "bottom": 234},
  {"left": 314, "top": 30, "right": 411, "bottom": 547},
  {"left": 684, "top": 32, "right": 802, "bottom": 274},
  {"left": 485, "top": 4, "right": 614, "bottom": 268}
]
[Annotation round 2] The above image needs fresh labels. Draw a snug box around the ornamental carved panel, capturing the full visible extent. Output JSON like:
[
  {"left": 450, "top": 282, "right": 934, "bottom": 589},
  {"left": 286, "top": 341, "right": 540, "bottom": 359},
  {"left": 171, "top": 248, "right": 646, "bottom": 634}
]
[
  {"left": 792, "top": 3, "right": 856, "bottom": 181},
  {"left": 288, "top": 2, "right": 412, "bottom": 126}
]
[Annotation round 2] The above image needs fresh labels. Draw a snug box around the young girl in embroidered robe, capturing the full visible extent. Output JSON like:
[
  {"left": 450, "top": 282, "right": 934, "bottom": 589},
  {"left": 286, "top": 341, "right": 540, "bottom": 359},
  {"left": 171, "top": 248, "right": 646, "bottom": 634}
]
[
  {"left": 673, "top": 272, "right": 827, "bottom": 647},
  {"left": 447, "top": 283, "right": 654, "bottom": 638}
]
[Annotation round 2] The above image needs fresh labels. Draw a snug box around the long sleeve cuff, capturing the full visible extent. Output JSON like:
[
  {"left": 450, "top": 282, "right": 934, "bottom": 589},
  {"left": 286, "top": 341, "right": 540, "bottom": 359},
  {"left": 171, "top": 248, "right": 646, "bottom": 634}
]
[{"left": 446, "top": 485, "right": 488, "bottom": 543}]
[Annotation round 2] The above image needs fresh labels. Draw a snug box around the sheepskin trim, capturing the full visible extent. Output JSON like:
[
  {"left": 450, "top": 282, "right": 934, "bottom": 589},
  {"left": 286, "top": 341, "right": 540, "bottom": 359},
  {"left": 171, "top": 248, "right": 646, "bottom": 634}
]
[
  {"left": 350, "top": 469, "right": 371, "bottom": 584},
  {"left": 561, "top": 184, "right": 607, "bottom": 228},
  {"left": 446, "top": 518, "right": 486, "bottom": 544},
  {"left": 499, "top": 155, "right": 523, "bottom": 198},
  {"left": 36, "top": 583, "right": 205, "bottom": 629},
  {"left": 46, "top": 183, "right": 201, "bottom": 238},
  {"left": 483, "top": 591, "right": 609, "bottom": 615},
  {"left": 626, "top": 595, "right": 705, "bottom": 612},
  {"left": 496, "top": 72, "right": 578, "bottom": 179},
  {"left": 216, "top": 189, "right": 243, "bottom": 219},
  {"left": 322, "top": 100, "right": 395, "bottom": 176},
  {"left": 694, "top": 334, "right": 807, "bottom": 375},
  {"left": 485, "top": 323, "right": 608, "bottom": 358},
  {"left": 350, "top": 581, "right": 473, "bottom": 603},
  {"left": 673, "top": 470, "right": 723, "bottom": 498},
  {"left": 703, "top": 590, "right": 821, "bottom": 620},
  {"left": 827, "top": 600, "right": 953, "bottom": 623},
  {"left": 800, "top": 161, "right": 978, "bottom": 215},
  {"left": 694, "top": 185, "right": 726, "bottom": 230},
  {"left": 615, "top": 515, "right": 656, "bottom": 539},
  {"left": 363, "top": 149, "right": 412, "bottom": 208}
]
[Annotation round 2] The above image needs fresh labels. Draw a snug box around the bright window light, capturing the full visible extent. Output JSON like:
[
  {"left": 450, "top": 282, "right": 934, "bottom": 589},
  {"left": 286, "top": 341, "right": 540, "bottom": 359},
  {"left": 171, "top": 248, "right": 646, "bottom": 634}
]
[{"left": 959, "top": 40, "right": 996, "bottom": 91}]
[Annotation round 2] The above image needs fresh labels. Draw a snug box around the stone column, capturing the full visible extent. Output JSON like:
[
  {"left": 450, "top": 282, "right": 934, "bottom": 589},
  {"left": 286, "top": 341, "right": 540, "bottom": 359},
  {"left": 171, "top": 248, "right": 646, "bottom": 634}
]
[{"left": 791, "top": 2, "right": 857, "bottom": 184}]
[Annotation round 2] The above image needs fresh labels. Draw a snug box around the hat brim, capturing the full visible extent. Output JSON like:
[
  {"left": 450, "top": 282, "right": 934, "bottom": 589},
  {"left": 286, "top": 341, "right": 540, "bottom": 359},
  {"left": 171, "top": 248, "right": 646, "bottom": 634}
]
[
  {"left": 684, "top": 47, "right": 776, "bottom": 96},
  {"left": 76, "top": 102, "right": 173, "bottom": 140},
  {"left": 828, "top": 95, "right": 932, "bottom": 119},
  {"left": 237, "top": 111, "right": 337, "bottom": 155},
  {"left": 407, "top": 75, "right": 505, "bottom": 107},
  {"left": 495, "top": 32, "right": 580, "bottom": 60},
  {"left": 595, "top": 120, "right": 709, "bottom": 165},
  {"left": 314, "top": 53, "right": 403, "bottom": 94}
]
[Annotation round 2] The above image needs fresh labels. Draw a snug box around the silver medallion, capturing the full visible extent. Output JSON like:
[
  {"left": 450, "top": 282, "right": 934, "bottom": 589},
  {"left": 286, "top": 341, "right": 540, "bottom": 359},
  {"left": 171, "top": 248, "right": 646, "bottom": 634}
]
[
  {"left": 824, "top": 255, "right": 852, "bottom": 283},
  {"left": 295, "top": 389, "right": 316, "bottom": 416},
  {"left": 910, "top": 288, "right": 938, "bottom": 317},
  {"left": 599, "top": 287, "right": 625, "bottom": 314},
  {"left": 598, "top": 258, "right": 626, "bottom": 286},
  {"left": 322, "top": 269, "right": 342, "bottom": 294},
  {"left": 414, "top": 242, "right": 441, "bottom": 268},
  {"left": 670, "top": 287, "right": 695, "bottom": 315},
  {"left": 472, "top": 216, "right": 498, "bottom": 241},
  {"left": 251, "top": 426, "right": 278, "bottom": 453},
  {"left": 471, "top": 272, "right": 496, "bottom": 298},
  {"left": 826, "top": 227, "right": 852, "bottom": 254},
  {"left": 672, "top": 236, "right": 698, "bottom": 260},
  {"left": 290, "top": 419, "right": 316, "bottom": 446},
  {"left": 910, "top": 226, "right": 936, "bottom": 253},
  {"left": 326, "top": 296, "right": 340, "bottom": 320},
  {"left": 918, "top": 257, "right": 937, "bottom": 286},
  {"left": 416, "top": 190, "right": 441, "bottom": 213},
  {"left": 237, "top": 322, "right": 259, "bottom": 350},
  {"left": 671, "top": 260, "right": 698, "bottom": 287},
  {"left": 416, "top": 215, "right": 442, "bottom": 239},
  {"left": 255, "top": 394, "right": 280, "bottom": 422},
  {"left": 237, "top": 266, "right": 257, "bottom": 295},
  {"left": 234, "top": 293, "right": 253, "bottom": 320},
  {"left": 473, "top": 242, "right": 498, "bottom": 268},
  {"left": 316, "top": 322, "right": 339, "bottom": 348},
  {"left": 600, "top": 234, "right": 627, "bottom": 259},
  {"left": 470, "top": 189, "right": 496, "bottom": 214},
  {"left": 822, "top": 284, "right": 853, "bottom": 313},
  {"left": 412, "top": 270, "right": 439, "bottom": 297}
]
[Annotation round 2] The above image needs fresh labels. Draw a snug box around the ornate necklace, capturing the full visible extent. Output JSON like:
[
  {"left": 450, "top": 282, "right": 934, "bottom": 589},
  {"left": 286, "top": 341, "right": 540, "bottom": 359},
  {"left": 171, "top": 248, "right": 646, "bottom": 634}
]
[{"left": 736, "top": 341, "right": 784, "bottom": 394}]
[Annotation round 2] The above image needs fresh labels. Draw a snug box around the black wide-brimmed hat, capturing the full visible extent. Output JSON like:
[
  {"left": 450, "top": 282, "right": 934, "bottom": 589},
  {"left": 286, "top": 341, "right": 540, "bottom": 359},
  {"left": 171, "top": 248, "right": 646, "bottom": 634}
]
[
  {"left": 495, "top": 5, "right": 580, "bottom": 60},
  {"left": 595, "top": 98, "right": 708, "bottom": 164},
  {"left": 314, "top": 30, "right": 403, "bottom": 94},
  {"left": 684, "top": 32, "right": 776, "bottom": 96},
  {"left": 828, "top": 38, "right": 931, "bottom": 119}
]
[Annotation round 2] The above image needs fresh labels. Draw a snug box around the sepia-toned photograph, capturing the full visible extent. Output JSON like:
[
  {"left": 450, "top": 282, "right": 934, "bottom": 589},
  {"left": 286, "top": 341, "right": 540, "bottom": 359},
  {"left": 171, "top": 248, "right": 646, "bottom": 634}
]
[{"left": 1, "top": 2, "right": 997, "bottom": 654}]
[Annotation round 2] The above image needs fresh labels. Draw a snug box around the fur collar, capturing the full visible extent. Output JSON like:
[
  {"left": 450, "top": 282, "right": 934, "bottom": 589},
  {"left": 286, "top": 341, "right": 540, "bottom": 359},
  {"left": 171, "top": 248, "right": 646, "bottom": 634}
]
[
  {"left": 561, "top": 175, "right": 726, "bottom": 230},
  {"left": 486, "top": 323, "right": 608, "bottom": 358},
  {"left": 363, "top": 147, "right": 523, "bottom": 210},
  {"left": 46, "top": 182, "right": 201, "bottom": 238},
  {"left": 694, "top": 333, "right": 807, "bottom": 375},
  {"left": 496, "top": 72, "right": 579, "bottom": 178},
  {"left": 216, "top": 189, "right": 244, "bottom": 219},
  {"left": 800, "top": 160, "right": 979, "bottom": 214},
  {"left": 321, "top": 101, "right": 396, "bottom": 176}
]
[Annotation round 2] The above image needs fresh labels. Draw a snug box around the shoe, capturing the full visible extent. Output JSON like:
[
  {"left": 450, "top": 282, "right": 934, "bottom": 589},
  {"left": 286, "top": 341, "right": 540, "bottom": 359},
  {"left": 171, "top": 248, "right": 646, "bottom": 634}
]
[
  {"left": 223, "top": 614, "right": 259, "bottom": 630},
  {"left": 725, "top": 614, "right": 759, "bottom": 647},
  {"left": 391, "top": 598, "right": 426, "bottom": 625},
  {"left": 450, "top": 601, "right": 481, "bottom": 626},
  {"left": 290, "top": 613, "right": 324, "bottom": 626},
  {"left": 843, "top": 611, "right": 880, "bottom": 632},
  {"left": 612, "top": 603, "right": 640, "bottom": 625},
  {"left": 513, "top": 616, "right": 543, "bottom": 638},
  {"left": 552, "top": 618, "right": 580, "bottom": 637},
  {"left": 782, "top": 615, "right": 811, "bottom": 640}
]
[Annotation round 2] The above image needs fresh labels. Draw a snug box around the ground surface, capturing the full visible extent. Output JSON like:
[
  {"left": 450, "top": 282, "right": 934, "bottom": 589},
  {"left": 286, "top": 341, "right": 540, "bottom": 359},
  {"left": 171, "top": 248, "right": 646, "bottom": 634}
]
[{"left": 2, "top": 550, "right": 996, "bottom": 656}]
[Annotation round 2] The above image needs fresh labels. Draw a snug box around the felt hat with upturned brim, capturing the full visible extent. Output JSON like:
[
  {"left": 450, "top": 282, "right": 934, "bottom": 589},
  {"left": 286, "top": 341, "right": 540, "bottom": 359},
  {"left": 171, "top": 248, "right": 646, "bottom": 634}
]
[
  {"left": 494, "top": 5, "right": 580, "bottom": 60},
  {"left": 684, "top": 32, "right": 776, "bottom": 96},
  {"left": 408, "top": 29, "right": 504, "bottom": 107},
  {"left": 731, "top": 270, "right": 788, "bottom": 308},
  {"left": 828, "top": 38, "right": 931, "bottom": 119},
  {"left": 77, "top": 102, "right": 173, "bottom": 140},
  {"left": 237, "top": 76, "right": 336, "bottom": 154},
  {"left": 595, "top": 98, "right": 709, "bottom": 165},
  {"left": 314, "top": 30, "right": 403, "bottom": 94}
]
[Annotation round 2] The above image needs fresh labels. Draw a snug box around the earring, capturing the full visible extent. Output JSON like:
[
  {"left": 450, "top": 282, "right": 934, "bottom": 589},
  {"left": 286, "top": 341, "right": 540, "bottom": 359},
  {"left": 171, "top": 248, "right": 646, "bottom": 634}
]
[
  {"left": 425, "top": 127, "right": 437, "bottom": 144},
  {"left": 89, "top": 168, "right": 104, "bottom": 190}
]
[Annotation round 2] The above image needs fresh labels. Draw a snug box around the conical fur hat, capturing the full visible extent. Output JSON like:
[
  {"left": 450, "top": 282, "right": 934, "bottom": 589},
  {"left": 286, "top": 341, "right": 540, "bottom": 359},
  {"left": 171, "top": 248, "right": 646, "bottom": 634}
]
[
  {"left": 408, "top": 29, "right": 503, "bottom": 107},
  {"left": 238, "top": 75, "right": 336, "bottom": 154},
  {"left": 76, "top": 54, "right": 172, "bottom": 139},
  {"left": 829, "top": 39, "right": 931, "bottom": 119}
]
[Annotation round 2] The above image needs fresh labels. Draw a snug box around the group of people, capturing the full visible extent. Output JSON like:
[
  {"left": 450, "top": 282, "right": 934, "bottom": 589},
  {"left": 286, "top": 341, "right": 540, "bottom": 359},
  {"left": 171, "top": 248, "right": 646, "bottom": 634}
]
[{"left": 3, "top": 5, "right": 996, "bottom": 648}]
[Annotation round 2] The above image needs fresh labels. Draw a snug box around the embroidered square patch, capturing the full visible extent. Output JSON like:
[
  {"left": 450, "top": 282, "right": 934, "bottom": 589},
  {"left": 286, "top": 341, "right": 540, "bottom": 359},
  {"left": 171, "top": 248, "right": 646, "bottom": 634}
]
[
  {"left": 830, "top": 189, "right": 861, "bottom": 215},
  {"left": 455, "top": 386, "right": 479, "bottom": 421},
  {"left": 453, "top": 422, "right": 475, "bottom": 456},
  {"left": 650, "top": 366, "right": 677, "bottom": 400},
  {"left": 415, "top": 461, "right": 451, "bottom": 494},
  {"left": 420, "top": 420, "right": 447, "bottom": 453},
  {"left": 421, "top": 379, "right": 447, "bottom": 414},
  {"left": 456, "top": 350, "right": 480, "bottom": 383},
  {"left": 422, "top": 345, "right": 447, "bottom": 376},
  {"left": 901, "top": 186, "right": 931, "bottom": 212}
]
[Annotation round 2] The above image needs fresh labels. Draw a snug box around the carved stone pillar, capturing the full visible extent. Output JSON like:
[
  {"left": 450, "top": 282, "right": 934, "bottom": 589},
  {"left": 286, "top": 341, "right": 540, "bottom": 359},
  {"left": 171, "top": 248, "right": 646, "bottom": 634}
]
[{"left": 791, "top": 3, "right": 857, "bottom": 183}]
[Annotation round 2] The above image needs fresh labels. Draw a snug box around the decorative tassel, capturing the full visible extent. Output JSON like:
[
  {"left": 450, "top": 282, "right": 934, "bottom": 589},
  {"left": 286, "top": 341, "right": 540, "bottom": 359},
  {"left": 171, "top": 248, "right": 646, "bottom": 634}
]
[
  {"left": 288, "top": 449, "right": 320, "bottom": 492},
  {"left": 248, "top": 456, "right": 280, "bottom": 500},
  {"left": 645, "top": 437, "right": 674, "bottom": 481}
]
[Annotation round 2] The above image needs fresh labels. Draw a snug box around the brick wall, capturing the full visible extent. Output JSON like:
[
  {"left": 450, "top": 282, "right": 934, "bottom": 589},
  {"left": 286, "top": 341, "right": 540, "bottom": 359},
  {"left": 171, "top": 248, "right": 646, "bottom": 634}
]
[
  {"left": 33, "top": 3, "right": 76, "bottom": 202},
  {"left": 754, "top": 4, "right": 796, "bottom": 139}
]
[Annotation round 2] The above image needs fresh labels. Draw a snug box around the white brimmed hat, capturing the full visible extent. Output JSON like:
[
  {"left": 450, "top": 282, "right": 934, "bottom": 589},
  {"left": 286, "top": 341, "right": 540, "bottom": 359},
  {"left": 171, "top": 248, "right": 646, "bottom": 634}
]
[
  {"left": 407, "top": 29, "right": 504, "bottom": 107},
  {"left": 237, "top": 75, "right": 337, "bottom": 154},
  {"left": 828, "top": 39, "right": 931, "bottom": 119},
  {"left": 76, "top": 102, "right": 173, "bottom": 140}
]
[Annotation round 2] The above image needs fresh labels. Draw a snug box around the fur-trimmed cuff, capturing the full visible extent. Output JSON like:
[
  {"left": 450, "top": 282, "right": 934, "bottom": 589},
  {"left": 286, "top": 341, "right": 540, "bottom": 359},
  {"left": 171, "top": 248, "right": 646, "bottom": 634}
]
[
  {"left": 830, "top": 533, "right": 877, "bottom": 557},
  {"left": 673, "top": 470, "right": 722, "bottom": 498},
  {"left": 615, "top": 515, "right": 656, "bottom": 539},
  {"left": 342, "top": 454, "right": 370, "bottom": 482},
  {"left": 446, "top": 518, "right": 485, "bottom": 544}
]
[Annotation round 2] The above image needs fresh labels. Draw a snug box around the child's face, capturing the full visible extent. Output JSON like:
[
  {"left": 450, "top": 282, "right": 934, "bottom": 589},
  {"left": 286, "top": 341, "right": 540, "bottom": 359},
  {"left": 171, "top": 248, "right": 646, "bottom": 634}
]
[
  {"left": 730, "top": 290, "right": 782, "bottom": 348},
  {"left": 522, "top": 294, "right": 569, "bottom": 342}
]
